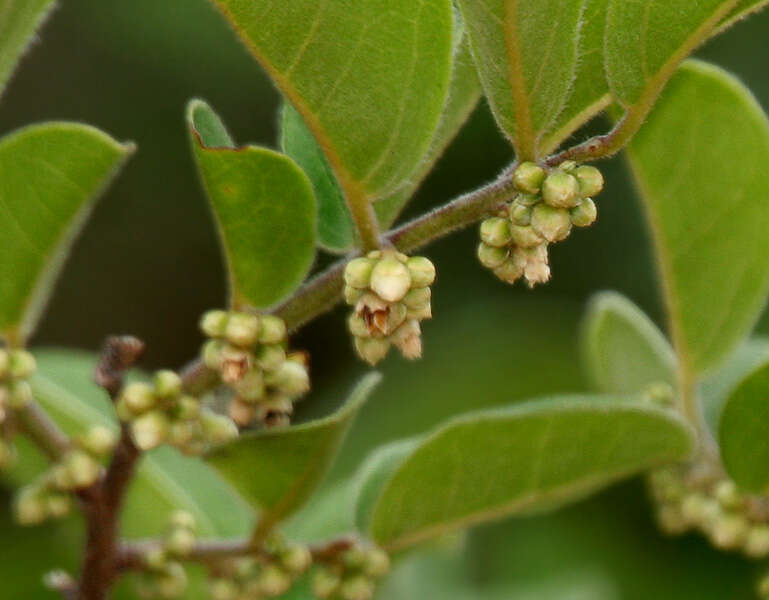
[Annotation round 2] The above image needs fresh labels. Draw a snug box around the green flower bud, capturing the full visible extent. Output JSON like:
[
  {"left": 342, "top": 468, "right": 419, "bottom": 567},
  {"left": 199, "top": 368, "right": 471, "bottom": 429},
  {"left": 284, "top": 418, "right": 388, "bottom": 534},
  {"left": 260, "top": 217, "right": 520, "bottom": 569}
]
[
  {"left": 7, "top": 380, "right": 32, "bottom": 409},
  {"left": 255, "top": 344, "right": 286, "bottom": 372},
  {"left": 746, "top": 525, "right": 769, "bottom": 558},
  {"left": 510, "top": 202, "right": 533, "bottom": 226},
  {"left": 259, "top": 315, "right": 287, "bottom": 345},
  {"left": 531, "top": 204, "right": 572, "bottom": 242},
  {"left": 542, "top": 169, "right": 580, "bottom": 209},
  {"left": 516, "top": 193, "right": 540, "bottom": 207},
  {"left": 131, "top": 411, "right": 170, "bottom": 451},
  {"left": 15, "top": 486, "right": 48, "bottom": 525},
  {"left": 574, "top": 165, "right": 604, "bottom": 197},
  {"left": 480, "top": 217, "right": 513, "bottom": 248},
  {"left": 46, "top": 493, "right": 72, "bottom": 519},
  {"left": 560, "top": 160, "right": 578, "bottom": 173},
  {"left": 366, "top": 250, "right": 383, "bottom": 260},
  {"left": 224, "top": 313, "right": 261, "bottom": 348},
  {"left": 681, "top": 493, "right": 717, "bottom": 526},
  {"left": 144, "top": 547, "right": 169, "bottom": 571},
  {"left": 493, "top": 259, "right": 524, "bottom": 285},
  {"left": 363, "top": 548, "right": 390, "bottom": 578},
  {"left": 710, "top": 513, "right": 749, "bottom": 549},
  {"left": 477, "top": 243, "right": 509, "bottom": 269},
  {"left": 513, "top": 162, "right": 546, "bottom": 194},
  {"left": 714, "top": 480, "right": 742, "bottom": 510},
  {"left": 64, "top": 450, "right": 101, "bottom": 489},
  {"left": 340, "top": 575, "right": 375, "bottom": 600},
  {"left": 0, "top": 350, "right": 8, "bottom": 378},
  {"left": 9, "top": 350, "right": 36, "bottom": 379},
  {"left": 233, "top": 368, "right": 265, "bottom": 402},
  {"left": 200, "top": 310, "right": 229, "bottom": 338},
  {"left": 403, "top": 287, "right": 431, "bottom": 309},
  {"left": 202, "top": 340, "right": 225, "bottom": 371},
  {"left": 210, "top": 578, "right": 240, "bottom": 600},
  {"left": 50, "top": 463, "right": 74, "bottom": 490},
  {"left": 655, "top": 504, "right": 689, "bottom": 536},
  {"left": 265, "top": 361, "right": 310, "bottom": 396},
  {"left": 154, "top": 370, "right": 182, "bottom": 399},
  {"left": 258, "top": 564, "right": 292, "bottom": 597},
  {"left": 343, "top": 547, "right": 368, "bottom": 570},
  {"left": 166, "top": 527, "right": 197, "bottom": 557},
  {"left": 312, "top": 569, "right": 342, "bottom": 599},
  {"left": 569, "top": 197, "right": 597, "bottom": 227},
  {"left": 199, "top": 410, "right": 239, "bottom": 443},
  {"left": 280, "top": 544, "right": 312, "bottom": 574},
  {"left": 348, "top": 313, "right": 371, "bottom": 338},
  {"left": 344, "top": 257, "right": 376, "bottom": 289},
  {"left": 406, "top": 256, "right": 436, "bottom": 288},
  {"left": 354, "top": 337, "right": 391, "bottom": 366},
  {"left": 344, "top": 285, "right": 365, "bottom": 305},
  {"left": 177, "top": 395, "right": 200, "bottom": 420},
  {"left": 155, "top": 561, "right": 187, "bottom": 599},
  {"left": 121, "top": 382, "right": 157, "bottom": 416},
  {"left": 370, "top": 257, "right": 412, "bottom": 303},
  {"left": 510, "top": 224, "right": 545, "bottom": 249},
  {"left": 80, "top": 425, "right": 118, "bottom": 457}
]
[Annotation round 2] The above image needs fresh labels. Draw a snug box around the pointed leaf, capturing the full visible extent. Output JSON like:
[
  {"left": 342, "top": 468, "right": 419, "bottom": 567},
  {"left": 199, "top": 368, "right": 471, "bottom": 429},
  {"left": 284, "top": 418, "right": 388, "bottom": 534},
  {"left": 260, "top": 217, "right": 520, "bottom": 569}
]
[
  {"left": 456, "top": 0, "right": 584, "bottom": 158},
  {"left": 716, "top": 0, "right": 769, "bottom": 34},
  {"left": 719, "top": 360, "right": 769, "bottom": 491},
  {"left": 0, "top": 0, "right": 55, "bottom": 99},
  {"left": 0, "top": 123, "right": 133, "bottom": 343},
  {"left": 188, "top": 100, "right": 316, "bottom": 309},
  {"left": 206, "top": 373, "right": 381, "bottom": 528},
  {"left": 370, "top": 396, "right": 693, "bottom": 550},
  {"left": 581, "top": 292, "right": 676, "bottom": 394},
  {"left": 626, "top": 61, "right": 769, "bottom": 374},
  {"left": 605, "top": 0, "right": 737, "bottom": 108},
  {"left": 210, "top": 0, "right": 454, "bottom": 201}
]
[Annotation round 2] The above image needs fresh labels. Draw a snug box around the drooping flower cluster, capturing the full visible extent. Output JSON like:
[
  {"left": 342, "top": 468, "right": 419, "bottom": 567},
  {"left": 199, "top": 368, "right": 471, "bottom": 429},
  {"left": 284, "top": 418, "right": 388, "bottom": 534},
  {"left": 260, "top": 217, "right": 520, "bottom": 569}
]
[
  {"left": 311, "top": 544, "right": 390, "bottom": 600},
  {"left": 0, "top": 348, "right": 36, "bottom": 468},
  {"left": 344, "top": 250, "right": 435, "bottom": 365},
  {"left": 14, "top": 424, "right": 117, "bottom": 525},
  {"left": 478, "top": 161, "right": 604, "bottom": 287},
  {"left": 200, "top": 310, "right": 311, "bottom": 427},
  {"left": 117, "top": 370, "right": 237, "bottom": 453}
]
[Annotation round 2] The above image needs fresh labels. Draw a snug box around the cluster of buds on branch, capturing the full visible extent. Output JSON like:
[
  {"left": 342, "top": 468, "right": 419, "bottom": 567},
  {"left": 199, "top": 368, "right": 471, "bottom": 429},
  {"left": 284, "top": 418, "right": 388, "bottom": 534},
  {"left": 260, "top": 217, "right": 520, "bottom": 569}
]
[
  {"left": 117, "top": 370, "right": 237, "bottom": 453},
  {"left": 137, "top": 511, "right": 199, "bottom": 598},
  {"left": 312, "top": 543, "right": 391, "bottom": 600},
  {"left": 344, "top": 250, "right": 436, "bottom": 365},
  {"left": 201, "top": 311, "right": 311, "bottom": 427},
  {"left": 0, "top": 348, "right": 36, "bottom": 467},
  {"left": 478, "top": 161, "right": 604, "bottom": 286}
]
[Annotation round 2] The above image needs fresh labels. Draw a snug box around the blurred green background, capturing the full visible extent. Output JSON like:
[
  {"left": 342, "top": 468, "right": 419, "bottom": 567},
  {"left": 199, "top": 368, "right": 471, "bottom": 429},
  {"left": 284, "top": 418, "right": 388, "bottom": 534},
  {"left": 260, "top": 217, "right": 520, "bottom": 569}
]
[{"left": 3, "top": 1, "right": 769, "bottom": 597}]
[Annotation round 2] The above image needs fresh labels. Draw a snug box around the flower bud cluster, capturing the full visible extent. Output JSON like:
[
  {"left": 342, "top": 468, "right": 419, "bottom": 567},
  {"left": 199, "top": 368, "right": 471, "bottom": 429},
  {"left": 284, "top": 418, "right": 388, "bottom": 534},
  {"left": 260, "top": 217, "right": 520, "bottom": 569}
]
[
  {"left": 649, "top": 465, "right": 769, "bottom": 558},
  {"left": 14, "top": 424, "right": 117, "bottom": 526},
  {"left": 201, "top": 311, "right": 311, "bottom": 428},
  {"left": 311, "top": 545, "right": 390, "bottom": 600},
  {"left": 117, "top": 370, "right": 238, "bottom": 454},
  {"left": 344, "top": 250, "right": 435, "bottom": 365},
  {"left": 0, "top": 348, "right": 37, "bottom": 468},
  {"left": 208, "top": 541, "right": 313, "bottom": 600},
  {"left": 478, "top": 161, "right": 603, "bottom": 287}
]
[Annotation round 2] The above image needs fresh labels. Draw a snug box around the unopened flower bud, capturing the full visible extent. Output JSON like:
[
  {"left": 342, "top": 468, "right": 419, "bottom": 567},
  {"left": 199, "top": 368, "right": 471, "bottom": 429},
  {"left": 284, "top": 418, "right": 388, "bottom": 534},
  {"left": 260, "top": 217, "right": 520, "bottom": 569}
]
[
  {"left": 312, "top": 569, "right": 341, "bottom": 599},
  {"left": 681, "top": 493, "right": 717, "bottom": 526},
  {"left": 154, "top": 370, "right": 182, "bottom": 399},
  {"left": 168, "top": 420, "right": 197, "bottom": 448},
  {"left": 155, "top": 561, "right": 187, "bottom": 599},
  {"left": 363, "top": 548, "right": 390, "bottom": 578},
  {"left": 370, "top": 257, "right": 412, "bottom": 303},
  {"left": 131, "top": 411, "right": 170, "bottom": 451},
  {"left": 200, "top": 410, "right": 239, "bottom": 443},
  {"left": 343, "top": 547, "right": 368, "bottom": 570},
  {"left": 340, "top": 575, "right": 375, "bottom": 600},
  {"left": 406, "top": 256, "right": 436, "bottom": 288},
  {"left": 234, "top": 369, "right": 265, "bottom": 402},
  {"left": 64, "top": 450, "right": 101, "bottom": 489},
  {"left": 746, "top": 525, "right": 769, "bottom": 558},
  {"left": 255, "top": 344, "right": 286, "bottom": 372},
  {"left": 560, "top": 160, "right": 578, "bottom": 172},
  {"left": 259, "top": 315, "right": 287, "bottom": 345},
  {"left": 8, "top": 380, "right": 33, "bottom": 409},
  {"left": 542, "top": 169, "right": 580, "bottom": 209},
  {"left": 714, "top": 480, "right": 742, "bottom": 510},
  {"left": 225, "top": 313, "right": 261, "bottom": 348},
  {"left": 510, "top": 202, "right": 533, "bottom": 226},
  {"left": 46, "top": 493, "right": 72, "bottom": 519},
  {"left": 15, "top": 486, "right": 47, "bottom": 525},
  {"left": 9, "top": 350, "right": 36, "bottom": 378},
  {"left": 210, "top": 578, "right": 240, "bottom": 600},
  {"left": 80, "top": 425, "right": 118, "bottom": 457},
  {"left": 200, "top": 310, "right": 229, "bottom": 338},
  {"left": 177, "top": 395, "right": 200, "bottom": 420},
  {"left": 516, "top": 193, "right": 540, "bottom": 207},
  {"left": 477, "top": 243, "right": 509, "bottom": 269},
  {"left": 513, "top": 162, "right": 546, "bottom": 194},
  {"left": 656, "top": 504, "right": 689, "bottom": 536},
  {"left": 166, "top": 528, "right": 196, "bottom": 557},
  {"left": 144, "top": 547, "right": 168, "bottom": 571},
  {"left": 574, "top": 165, "right": 604, "bottom": 197},
  {"left": 344, "top": 285, "right": 365, "bottom": 305},
  {"left": 531, "top": 204, "right": 572, "bottom": 242},
  {"left": 121, "top": 382, "right": 157, "bottom": 416},
  {"left": 391, "top": 319, "right": 422, "bottom": 360},
  {"left": 480, "top": 218, "right": 513, "bottom": 248},
  {"left": 510, "top": 224, "right": 545, "bottom": 249},
  {"left": 493, "top": 259, "right": 525, "bottom": 284},
  {"left": 266, "top": 361, "right": 310, "bottom": 395},
  {"left": 710, "top": 513, "right": 749, "bottom": 549},
  {"left": 280, "top": 544, "right": 312, "bottom": 574},
  {"left": 258, "top": 564, "right": 292, "bottom": 597},
  {"left": 570, "top": 198, "right": 597, "bottom": 227},
  {"left": 354, "top": 337, "right": 391, "bottom": 366},
  {"left": 344, "top": 258, "right": 376, "bottom": 289}
]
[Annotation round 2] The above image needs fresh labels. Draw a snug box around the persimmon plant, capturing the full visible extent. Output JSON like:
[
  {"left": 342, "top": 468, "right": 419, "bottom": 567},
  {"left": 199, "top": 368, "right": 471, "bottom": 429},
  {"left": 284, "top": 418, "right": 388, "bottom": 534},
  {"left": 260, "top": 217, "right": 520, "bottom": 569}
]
[{"left": 3, "top": 0, "right": 769, "bottom": 599}]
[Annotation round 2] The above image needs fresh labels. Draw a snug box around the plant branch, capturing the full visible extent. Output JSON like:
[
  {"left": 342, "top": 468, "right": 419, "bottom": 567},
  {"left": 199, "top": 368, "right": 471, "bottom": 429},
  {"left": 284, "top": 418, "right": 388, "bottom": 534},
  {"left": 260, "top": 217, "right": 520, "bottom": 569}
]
[{"left": 14, "top": 401, "right": 71, "bottom": 461}]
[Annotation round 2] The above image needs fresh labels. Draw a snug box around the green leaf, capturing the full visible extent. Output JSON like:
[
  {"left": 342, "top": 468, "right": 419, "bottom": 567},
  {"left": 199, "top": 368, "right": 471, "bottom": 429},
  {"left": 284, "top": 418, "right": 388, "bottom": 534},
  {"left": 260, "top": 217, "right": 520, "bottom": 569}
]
[
  {"left": 541, "top": 0, "right": 611, "bottom": 154},
  {"left": 206, "top": 373, "right": 381, "bottom": 530},
  {"left": 0, "top": 123, "right": 133, "bottom": 344},
  {"left": 581, "top": 292, "right": 676, "bottom": 395},
  {"left": 716, "top": 0, "right": 769, "bottom": 34},
  {"left": 605, "top": 0, "right": 737, "bottom": 108},
  {"left": 626, "top": 60, "right": 769, "bottom": 374},
  {"left": 27, "top": 349, "right": 254, "bottom": 538},
  {"left": 369, "top": 396, "right": 693, "bottom": 551},
  {"left": 0, "top": 0, "right": 55, "bottom": 99},
  {"left": 188, "top": 99, "right": 316, "bottom": 309},
  {"left": 210, "top": 0, "right": 454, "bottom": 201},
  {"left": 456, "top": 0, "right": 584, "bottom": 159},
  {"left": 719, "top": 360, "right": 769, "bottom": 491}
]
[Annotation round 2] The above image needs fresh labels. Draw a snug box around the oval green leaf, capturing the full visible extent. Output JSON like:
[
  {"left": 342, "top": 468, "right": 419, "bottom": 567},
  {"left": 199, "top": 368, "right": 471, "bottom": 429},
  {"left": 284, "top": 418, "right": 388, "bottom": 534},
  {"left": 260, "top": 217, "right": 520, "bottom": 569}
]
[
  {"left": 188, "top": 99, "right": 316, "bottom": 309},
  {"left": 581, "top": 291, "right": 676, "bottom": 394},
  {"left": 0, "top": 123, "right": 133, "bottom": 344},
  {"left": 0, "top": 0, "right": 55, "bottom": 98},
  {"left": 210, "top": 0, "right": 454, "bottom": 201},
  {"left": 206, "top": 373, "right": 381, "bottom": 531},
  {"left": 626, "top": 60, "right": 769, "bottom": 375},
  {"left": 719, "top": 360, "right": 769, "bottom": 491},
  {"left": 370, "top": 396, "right": 693, "bottom": 551},
  {"left": 456, "top": 0, "right": 584, "bottom": 159}
]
